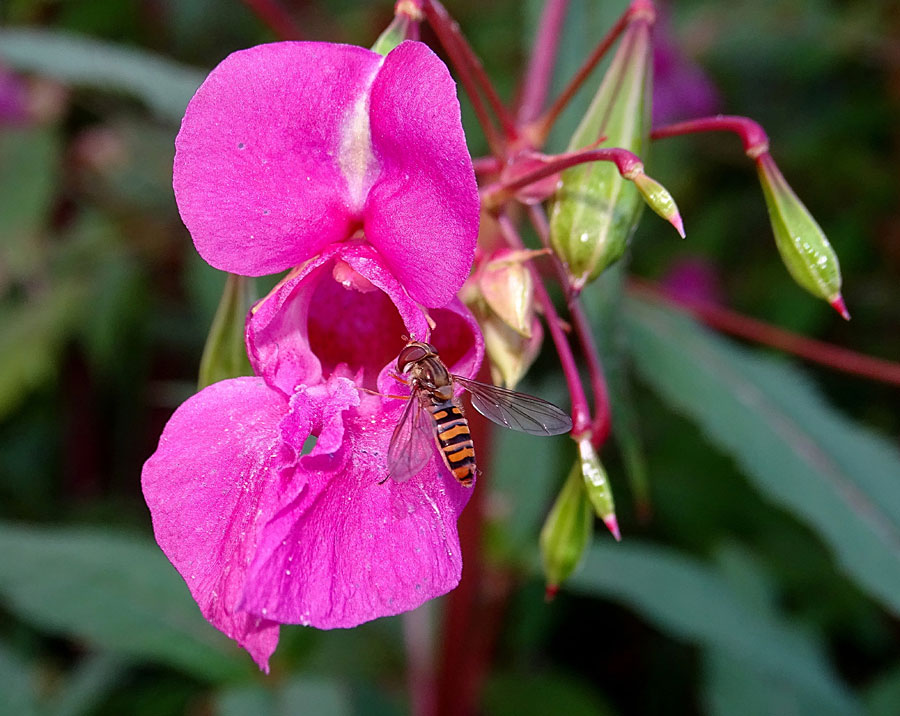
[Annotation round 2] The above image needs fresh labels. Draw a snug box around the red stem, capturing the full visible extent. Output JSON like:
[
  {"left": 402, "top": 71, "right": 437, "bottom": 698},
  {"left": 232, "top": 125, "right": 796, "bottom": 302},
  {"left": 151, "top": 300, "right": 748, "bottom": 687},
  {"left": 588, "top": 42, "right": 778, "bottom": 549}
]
[
  {"left": 517, "top": 0, "right": 569, "bottom": 124},
  {"left": 630, "top": 279, "right": 900, "bottom": 387},
  {"left": 531, "top": 0, "right": 654, "bottom": 143},
  {"left": 482, "top": 146, "right": 643, "bottom": 207},
  {"left": 239, "top": 0, "right": 303, "bottom": 40},
  {"left": 421, "top": 0, "right": 516, "bottom": 154},
  {"left": 528, "top": 205, "right": 612, "bottom": 447},
  {"left": 651, "top": 115, "right": 770, "bottom": 158},
  {"left": 433, "top": 370, "right": 494, "bottom": 716},
  {"left": 495, "top": 213, "right": 592, "bottom": 437}
]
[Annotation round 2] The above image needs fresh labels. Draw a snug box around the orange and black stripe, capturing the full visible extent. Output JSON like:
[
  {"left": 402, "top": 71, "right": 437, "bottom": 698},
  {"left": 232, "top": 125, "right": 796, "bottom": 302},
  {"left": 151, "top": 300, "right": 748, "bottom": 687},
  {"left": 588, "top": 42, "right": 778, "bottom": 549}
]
[{"left": 428, "top": 400, "right": 476, "bottom": 487}]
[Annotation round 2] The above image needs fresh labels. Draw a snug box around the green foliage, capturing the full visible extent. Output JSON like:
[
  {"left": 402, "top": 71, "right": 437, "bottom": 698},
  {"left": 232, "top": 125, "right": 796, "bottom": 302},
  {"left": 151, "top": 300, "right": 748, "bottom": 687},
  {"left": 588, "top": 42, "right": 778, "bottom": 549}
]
[
  {"left": 0, "top": 0, "right": 897, "bottom": 713},
  {"left": 0, "top": 28, "right": 203, "bottom": 123},
  {"left": 0, "top": 523, "right": 246, "bottom": 681},
  {"left": 216, "top": 677, "right": 354, "bottom": 716},
  {"left": 570, "top": 541, "right": 862, "bottom": 715},
  {"left": 625, "top": 297, "right": 900, "bottom": 616}
]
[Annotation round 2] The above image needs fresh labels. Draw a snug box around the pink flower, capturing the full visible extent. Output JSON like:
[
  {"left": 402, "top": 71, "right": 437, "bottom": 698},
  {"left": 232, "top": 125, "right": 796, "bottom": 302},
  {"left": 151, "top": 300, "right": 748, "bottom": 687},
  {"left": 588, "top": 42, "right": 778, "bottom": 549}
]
[
  {"left": 142, "top": 41, "right": 483, "bottom": 670},
  {"left": 143, "top": 245, "right": 483, "bottom": 670}
]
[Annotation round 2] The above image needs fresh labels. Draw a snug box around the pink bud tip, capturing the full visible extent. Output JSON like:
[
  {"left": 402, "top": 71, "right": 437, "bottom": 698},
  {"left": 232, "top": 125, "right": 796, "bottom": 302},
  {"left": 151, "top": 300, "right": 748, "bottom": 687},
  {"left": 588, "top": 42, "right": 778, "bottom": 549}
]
[
  {"left": 830, "top": 294, "right": 851, "bottom": 321},
  {"left": 603, "top": 514, "right": 622, "bottom": 542},
  {"left": 670, "top": 212, "right": 686, "bottom": 239},
  {"left": 545, "top": 584, "right": 559, "bottom": 602}
]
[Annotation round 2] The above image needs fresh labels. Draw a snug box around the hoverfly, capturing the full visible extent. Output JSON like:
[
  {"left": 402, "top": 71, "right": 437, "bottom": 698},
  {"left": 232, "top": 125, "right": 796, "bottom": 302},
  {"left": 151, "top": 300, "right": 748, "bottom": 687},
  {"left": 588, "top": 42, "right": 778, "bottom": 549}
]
[{"left": 386, "top": 340, "right": 572, "bottom": 486}]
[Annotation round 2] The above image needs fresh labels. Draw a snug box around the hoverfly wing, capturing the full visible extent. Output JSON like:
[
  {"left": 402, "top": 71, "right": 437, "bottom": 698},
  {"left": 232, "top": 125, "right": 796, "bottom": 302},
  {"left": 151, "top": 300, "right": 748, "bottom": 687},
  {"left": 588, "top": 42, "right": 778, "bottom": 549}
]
[
  {"left": 454, "top": 376, "right": 572, "bottom": 436},
  {"left": 387, "top": 395, "right": 435, "bottom": 483}
]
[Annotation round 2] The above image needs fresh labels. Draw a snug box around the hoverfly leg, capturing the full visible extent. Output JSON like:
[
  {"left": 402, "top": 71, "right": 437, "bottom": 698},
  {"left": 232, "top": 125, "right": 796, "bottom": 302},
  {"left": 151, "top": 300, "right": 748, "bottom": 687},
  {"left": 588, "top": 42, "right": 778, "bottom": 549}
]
[{"left": 357, "top": 386, "right": 411, "bottom": 400}]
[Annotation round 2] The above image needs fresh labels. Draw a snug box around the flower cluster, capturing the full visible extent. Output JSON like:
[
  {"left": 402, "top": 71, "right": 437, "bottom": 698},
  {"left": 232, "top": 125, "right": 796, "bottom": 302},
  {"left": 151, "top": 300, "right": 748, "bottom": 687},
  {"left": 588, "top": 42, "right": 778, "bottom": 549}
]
[{"left": 142, "top": 40, "right": 481, "bottom": 670}]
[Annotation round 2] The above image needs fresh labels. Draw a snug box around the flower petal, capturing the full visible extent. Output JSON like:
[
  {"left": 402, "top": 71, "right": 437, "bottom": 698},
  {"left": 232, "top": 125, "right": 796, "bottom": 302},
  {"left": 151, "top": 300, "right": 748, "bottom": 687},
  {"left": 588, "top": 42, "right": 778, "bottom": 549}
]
[
  {"left": 141, "top": 377, "right": 289, "bottom": 671},
  {"left": 247, "top": 242, "right": 430, "bottom": 395},
  {"left": 242, "top": 407, "right": 472, "bottom": 628},
  {"left": 364, "top": 42, "right": 479, "bottom": 306},
  {"left": 174, "top": 42, "right": 382, "bottom": 276}
]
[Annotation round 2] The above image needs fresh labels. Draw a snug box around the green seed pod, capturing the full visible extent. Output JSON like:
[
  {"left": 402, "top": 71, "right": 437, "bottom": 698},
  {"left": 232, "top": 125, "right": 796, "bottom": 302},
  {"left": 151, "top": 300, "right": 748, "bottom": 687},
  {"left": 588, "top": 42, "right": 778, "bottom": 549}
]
[
  {"left": 756, "top": 153, "right": 847, "bottom": 318},
  {"left": 549, "top": 15, "right": 653, "bottom": 291},
  {"left": 198, "top": 273, "right": 255, "bottom": 390},
  {"left": 540, "top": 461, "right": 593, "bottom": 594}
]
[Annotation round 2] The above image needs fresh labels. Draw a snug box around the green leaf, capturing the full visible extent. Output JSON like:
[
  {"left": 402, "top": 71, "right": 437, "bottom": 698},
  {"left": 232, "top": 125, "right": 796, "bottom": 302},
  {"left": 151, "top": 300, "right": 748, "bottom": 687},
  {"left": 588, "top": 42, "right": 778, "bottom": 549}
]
[
  {"left": 701, "top": 543, "right": 850, "bottom": 716},
  {"left": 0, "top": 126, "right": 60, "bottom": 280},
  {"left": 569, "top": 541, "right": 862, "bottom": 715},
  {"left": 625, "top": 296, "right": 900, "bottom": 616},
  {"left": 0, "top": 641, "right": 39, "bottom": 716},
  {"left": 484, "top": 671, "right": 613, "bottom": 716},
  {"left": 216, "top": 676, "right": 353, "bottom": 716},
  {"left": 0, "top": 523, "right": 245, "bottom": 681},
  {"left": 0, "top": 279, "right": 88, "bottom": 420},
  {"left": 864, "top": 664, "right": 900, "bottom": 716},
  {"left": 0, "top": 29, "right": 204, "bottom": 123},
  {"left": 50, "top": 653, "right": 128, "bottom": 716}
]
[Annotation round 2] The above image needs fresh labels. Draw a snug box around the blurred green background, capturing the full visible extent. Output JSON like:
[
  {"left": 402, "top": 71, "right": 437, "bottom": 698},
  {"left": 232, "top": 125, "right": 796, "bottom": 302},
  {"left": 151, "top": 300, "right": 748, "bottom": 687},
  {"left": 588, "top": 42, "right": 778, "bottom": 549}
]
[{"left": 1, "top": 0, "right": 899, "bottom": 714}]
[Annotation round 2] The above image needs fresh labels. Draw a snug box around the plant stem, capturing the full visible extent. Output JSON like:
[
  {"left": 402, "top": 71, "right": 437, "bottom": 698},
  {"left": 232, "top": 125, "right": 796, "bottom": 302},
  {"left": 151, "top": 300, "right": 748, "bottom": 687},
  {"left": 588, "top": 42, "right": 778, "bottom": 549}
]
[
  {"left": 403, "top": 605, "right": 435, "bottom": 716},
  {"left": 630, "top": 278, "right": 900, "bottom": 387},
  {"left": 517, "top": 0, "right": 569, "bottom": 124},
  {"left": 495, "top": 212, "right": 592, "bottom": 437},
  {"left": 528, "top": 205, "right": 612, "bottom": 447},
  {"left": 651, "top": 115, "right": 770, "bottom": 158},
  {"left": 482, "top": 146, "right": 642, "bottom": 208},
  {"left": 421, "top": 0, "right": 516, "bottom": 154},
  {"left": 531, "top": 0, "right": 654, "bottom": 144},
  {"left": 239, "top": 0, "right": 303, "bottom": 40}
]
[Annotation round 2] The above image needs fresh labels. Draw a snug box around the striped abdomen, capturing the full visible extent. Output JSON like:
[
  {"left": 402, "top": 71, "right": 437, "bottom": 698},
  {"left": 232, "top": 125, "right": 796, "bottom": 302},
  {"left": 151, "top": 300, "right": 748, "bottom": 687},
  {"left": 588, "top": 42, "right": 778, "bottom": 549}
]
[{"left": 428, "top": 399, "right": 476, "bottom": 487}]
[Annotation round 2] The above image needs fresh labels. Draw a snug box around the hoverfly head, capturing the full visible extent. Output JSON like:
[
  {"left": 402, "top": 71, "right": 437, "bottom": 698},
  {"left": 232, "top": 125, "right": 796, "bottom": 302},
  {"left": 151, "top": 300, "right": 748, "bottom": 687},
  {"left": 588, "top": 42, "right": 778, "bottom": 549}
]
[{"left": 397, "top": 341, "right": 432, "bottom": 374}]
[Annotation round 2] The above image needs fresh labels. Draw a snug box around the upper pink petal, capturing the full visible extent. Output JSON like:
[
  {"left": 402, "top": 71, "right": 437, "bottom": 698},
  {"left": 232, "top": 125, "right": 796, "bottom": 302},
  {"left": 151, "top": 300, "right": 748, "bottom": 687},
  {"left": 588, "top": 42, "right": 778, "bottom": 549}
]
[
  {"left": 364, "top": 42, "right": 479, "bottom": 307},
  {"left": 141, "top": 377, "right": 288, "bottom": 671},
  {"left": 174, "top": 42, "right": 381, "bottom": 276},
  {"left": 242, "top": 407, "right": 472, "bottom": 628}
]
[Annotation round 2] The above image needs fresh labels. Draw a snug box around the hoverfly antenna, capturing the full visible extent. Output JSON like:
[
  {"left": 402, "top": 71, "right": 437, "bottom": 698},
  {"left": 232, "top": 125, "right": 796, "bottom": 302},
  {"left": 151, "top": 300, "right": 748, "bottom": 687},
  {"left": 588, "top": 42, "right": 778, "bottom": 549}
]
[{"left": 400, "top": 333, "right": 410, "bottom": 343}]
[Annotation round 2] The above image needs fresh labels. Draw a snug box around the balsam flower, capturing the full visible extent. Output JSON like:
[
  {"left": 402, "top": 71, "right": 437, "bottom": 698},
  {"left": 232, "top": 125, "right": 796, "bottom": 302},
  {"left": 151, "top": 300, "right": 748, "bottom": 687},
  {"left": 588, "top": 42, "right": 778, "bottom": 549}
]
[{"left": 142, "top": 40, "right": 482, "bottom": 670}]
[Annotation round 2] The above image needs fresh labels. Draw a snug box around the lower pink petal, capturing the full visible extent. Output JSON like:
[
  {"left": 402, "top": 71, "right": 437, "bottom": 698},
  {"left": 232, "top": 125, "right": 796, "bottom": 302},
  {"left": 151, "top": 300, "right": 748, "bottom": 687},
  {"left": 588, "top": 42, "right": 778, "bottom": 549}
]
[
  {"left": 242, "top": 406, "right": 472, "bottom": 628},
  {"left": 141, "top": 377, "right": 288, "bottom": 670}
]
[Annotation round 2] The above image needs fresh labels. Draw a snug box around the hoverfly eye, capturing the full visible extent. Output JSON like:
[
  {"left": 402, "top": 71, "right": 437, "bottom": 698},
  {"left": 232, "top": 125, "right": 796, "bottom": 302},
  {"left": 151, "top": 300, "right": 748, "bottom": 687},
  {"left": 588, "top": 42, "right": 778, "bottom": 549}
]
[
  {"left": 424, "top": 342, "right": 438, "bottom": 354},
  {"left": 397, "top": 344, "right": 428, "bottom": 372}
]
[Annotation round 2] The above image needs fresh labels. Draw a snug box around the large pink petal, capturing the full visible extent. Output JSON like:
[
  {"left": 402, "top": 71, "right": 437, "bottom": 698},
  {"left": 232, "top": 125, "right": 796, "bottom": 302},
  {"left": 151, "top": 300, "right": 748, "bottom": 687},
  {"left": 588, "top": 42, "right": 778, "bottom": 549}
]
[
  {"left": 141, "top": 378, "right": 288, "bottom": 670},
  {"left": 247, "top": 242, "right": 430, "bottom": 396},
  {"left": 174, "top": 42, "right": 381, "bottom": 276},
  {"left": 242, "top": 406, "right": 472, "bottom": 628},
  {"left": 364, "top": 42, "right": 479, "bottom": 307}
]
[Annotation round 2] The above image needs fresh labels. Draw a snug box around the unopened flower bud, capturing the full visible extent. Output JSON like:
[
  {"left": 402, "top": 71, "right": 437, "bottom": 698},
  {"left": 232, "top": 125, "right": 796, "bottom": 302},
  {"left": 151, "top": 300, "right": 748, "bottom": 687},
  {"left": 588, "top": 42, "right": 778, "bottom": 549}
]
[
  {"left": 198, "top": 273, "right": 255, "bottom": 389},
  {"left": 756, "top": 153, "right": 847, "bottom": 318},
  {"left": 478, "top": 248, "right": 541, "bottom": 337},
  {"left": 482, "top": 313, "right": 543, "bottom": 389},
  {"left": 549, "top": 12, "right": 653, "bottom": 290},
  {"left": 540, "top": 461, "right": 593, "bottom": 596},
  {"left": 578, "top": 439, "right": 620, "bottom": 541}
]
